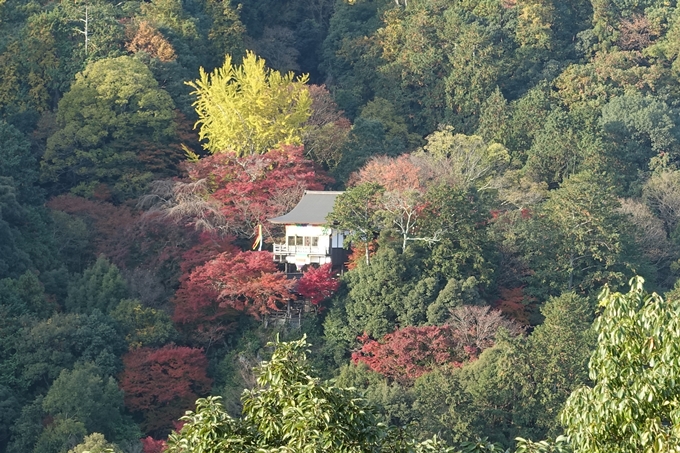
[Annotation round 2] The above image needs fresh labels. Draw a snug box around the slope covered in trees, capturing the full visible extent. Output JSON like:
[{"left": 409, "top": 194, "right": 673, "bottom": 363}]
[{"left": 2, "top": 0, "right": 680, "bottom": 451}]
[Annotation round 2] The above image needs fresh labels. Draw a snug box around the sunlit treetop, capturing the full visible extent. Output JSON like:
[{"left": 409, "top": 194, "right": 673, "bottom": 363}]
[{"left": 186, "top": 51, "right": 312, "bottom": 157}]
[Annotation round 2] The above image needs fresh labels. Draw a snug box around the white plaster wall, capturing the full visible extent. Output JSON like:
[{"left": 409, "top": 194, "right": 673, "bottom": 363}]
[{"left": 285, "top": 225, "right": 325, "bottom": 237}]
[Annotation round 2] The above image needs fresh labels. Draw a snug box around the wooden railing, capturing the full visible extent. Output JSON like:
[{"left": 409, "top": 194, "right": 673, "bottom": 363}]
[{"left": 272, "top": 244, "right": 329, "bottom": 255}]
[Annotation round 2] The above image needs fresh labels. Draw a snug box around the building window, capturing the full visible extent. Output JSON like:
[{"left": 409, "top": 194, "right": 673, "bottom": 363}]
[{"left": 287, "top": 235, "right": 320, "bottom": 248}]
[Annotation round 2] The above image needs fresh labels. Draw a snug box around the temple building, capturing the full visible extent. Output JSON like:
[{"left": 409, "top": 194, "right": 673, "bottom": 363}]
[{"left": 269, "top": 191, "right": 346, "bottom": 272}]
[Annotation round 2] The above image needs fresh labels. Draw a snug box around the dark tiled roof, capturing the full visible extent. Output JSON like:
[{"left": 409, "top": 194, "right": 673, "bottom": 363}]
[{"left": 269, "top": 191, "right": 343, "bottom": 225}]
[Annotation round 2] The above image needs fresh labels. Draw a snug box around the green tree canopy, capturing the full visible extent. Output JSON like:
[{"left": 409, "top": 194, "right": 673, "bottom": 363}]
[
  {"left": 600, "top": 93, "right": 680, "bottom": 174},
  {"left": 524, "top": 109, "right": 606, "bottom": 188},
  {"left": 0, "top": 271, "right": 52, "bottom": 319},
  {"left": 415, "top": 127, "right": 510, "bottom": 191},
  {"left": 0, "top": 178, "right": 61, "bottom": 280},
  {"left": 518, "top": 171, "right": 638, "bottom": 297},
  {"left": 110, "top": 298, "right": 177, "bottom": 349},
  {"left": 65, "top": 256, "right": 129, "bottom": 315},
  {"left": 510, "top": 292, "right": 595, "bottom": 440},
  {"left": 41, "top": 55, "right": 177, "bottom": 201},
  {"left": 43, "top": 363, "right": 138, "bottom": 444},
  {"left": 326, "top": 182, "right": 384, "bottom": 266},
  {"left": 0, "top": 121, "right": 38, "bottom": 202},
  {"left": 14, "top": 311, "right": 125, "bottom": 394},
  {"left": 68, "top": 433, "right": 122, "bottom": 453}
]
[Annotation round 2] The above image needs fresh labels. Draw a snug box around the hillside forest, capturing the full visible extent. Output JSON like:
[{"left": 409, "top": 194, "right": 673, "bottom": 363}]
[{"left": 3, "top": 0, "right": 680, "bottom": 451}]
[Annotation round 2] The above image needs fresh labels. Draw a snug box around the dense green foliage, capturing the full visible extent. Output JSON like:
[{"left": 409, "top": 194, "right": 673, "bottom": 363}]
[
  {"left": 41, "top": 56, "right": 179, "bottom": 200},
  {"left": 562, "top": 278, "right": 680, "bottom": 452},
  {"left": 3, "top": 0, "right": 680, "bottom": 451}
]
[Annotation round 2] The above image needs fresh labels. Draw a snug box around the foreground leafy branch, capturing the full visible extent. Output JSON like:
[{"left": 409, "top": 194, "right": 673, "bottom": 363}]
[
  {"left": 166, "top": 336, "right": 456, "bottom": 453},
  {"left": 561, "top": 277, "right": 680, "bottom": 452}
]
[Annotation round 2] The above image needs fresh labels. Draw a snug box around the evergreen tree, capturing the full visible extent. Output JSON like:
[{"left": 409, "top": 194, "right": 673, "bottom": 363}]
[{"left": 41, "top": 56, "right": 178, "bottom": 201}]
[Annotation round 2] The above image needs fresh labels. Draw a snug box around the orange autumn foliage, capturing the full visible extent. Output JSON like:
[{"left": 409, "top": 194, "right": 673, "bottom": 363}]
[
  {"left": 493, "top": 286, "right": 533, "bottom": 326},
  {"left": 349, "top": 154, "right": 426, "bottom": 193},
  {"left": 126, "top": 21, "right": 176, "bottom": 62}
]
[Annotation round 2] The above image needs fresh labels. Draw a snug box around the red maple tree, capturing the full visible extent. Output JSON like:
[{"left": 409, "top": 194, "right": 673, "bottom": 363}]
[
  {"left": 186, "top": 145, "right": 331, "bottom": 239},
  {"left": 296, "top": 263, "right": 340, "bottom": 305},
  {"left": 120, "top": 345, "right": 212, "bottom": 433},
  {"left": 493, "top": 287, "right": 534, "bottom": 326},
  {"left": 174, "top": 250, "right": 294, "bottom": 326},
  {"left": 177, "top": 233, "right": 239, "bottom": 277},
  {"left": 171, "top": 233, "right": 243, "bottom": 339},
  {"left": 141, "top": 436, "right": 167, "bottom": 453},
  {"left": 47, "top": 194, "right": 136, "bottom": 259},
  {"left": 352, "top": 326, "right": 470, "bottom": 385}
]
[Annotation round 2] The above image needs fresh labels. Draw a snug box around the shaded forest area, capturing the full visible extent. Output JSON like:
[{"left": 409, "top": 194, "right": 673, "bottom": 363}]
[{"left": 3, "top": 0, "right": 680, "bottom": 451}]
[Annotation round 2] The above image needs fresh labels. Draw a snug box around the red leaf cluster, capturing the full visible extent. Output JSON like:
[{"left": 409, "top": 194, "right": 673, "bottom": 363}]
[
  {"left": 141, "top": 436, "right": 167, "bottom": 453},
  {"left": 170, "top": 235, "right": 241, "bottom": 344},
  {"left": 352, "top": 326, "right": 469, "bottom": 385},
  {"left": 186, "top": 145, "right": 331, "bottom": 238},
  {"left": 47, "top": 195, "right": 135, "bottom": 259},
  {"left": 174, "top": 250, "right": 294, "bottom": 325},
  {"left": 493, "top": 287, "right": 533, "bottom": 326},
  {"left": 167, "top": 147, "right": 329, "bottom": 336},
  {"left": 178, "top": 233, "right": 238, "bottom": 277},
  {"left": 296, "top": 263, "right": 339, "bottom": 305},
  {"left": 120, "top": 345, "right": 211, "bottom": 433},
  {"left": 172, "top": 234, "right": 238, "bottom": 316}
]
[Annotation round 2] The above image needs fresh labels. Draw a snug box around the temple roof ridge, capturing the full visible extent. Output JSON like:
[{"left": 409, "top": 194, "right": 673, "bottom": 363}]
[{"left": 269, "top": 190, "right": 344, "bottom": 225}]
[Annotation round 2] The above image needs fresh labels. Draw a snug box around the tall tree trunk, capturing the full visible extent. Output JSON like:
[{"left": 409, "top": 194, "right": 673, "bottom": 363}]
[{"left": 569, "top": 253, "right": 574, "bottom": 291}]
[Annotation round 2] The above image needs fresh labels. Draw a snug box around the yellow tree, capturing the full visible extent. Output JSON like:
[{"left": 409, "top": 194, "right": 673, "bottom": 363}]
[
  {"left": 186, "top": 51, "right": 312, "bottom": 156},
  {"left": 515, "top": 0, "right": 555, "bottom": 50}
]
